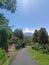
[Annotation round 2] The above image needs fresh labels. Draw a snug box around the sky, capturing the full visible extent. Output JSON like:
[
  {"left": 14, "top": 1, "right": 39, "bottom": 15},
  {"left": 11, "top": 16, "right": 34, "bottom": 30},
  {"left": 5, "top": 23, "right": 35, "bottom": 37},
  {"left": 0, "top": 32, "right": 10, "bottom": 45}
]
[{"left": 0, "top": 0, "right": 49, "bottom": 33}]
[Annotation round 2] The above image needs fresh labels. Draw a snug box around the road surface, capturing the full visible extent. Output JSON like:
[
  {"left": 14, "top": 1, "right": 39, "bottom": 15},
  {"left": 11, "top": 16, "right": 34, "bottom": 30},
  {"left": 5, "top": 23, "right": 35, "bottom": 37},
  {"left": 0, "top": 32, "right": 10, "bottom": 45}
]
[{"left": 9, "top": 47, "right": 38, "bottom": 65}]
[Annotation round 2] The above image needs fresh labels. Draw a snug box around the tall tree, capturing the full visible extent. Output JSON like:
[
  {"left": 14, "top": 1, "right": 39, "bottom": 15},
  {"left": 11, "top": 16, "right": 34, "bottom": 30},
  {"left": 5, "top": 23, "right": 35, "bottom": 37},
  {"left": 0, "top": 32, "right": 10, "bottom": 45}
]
[
  {"left": 38, "top": 28, "right": 48, "bottom": 45},
  {"left": 0, "top": 13, "right": 12, "bottom": 51},
  {"left": 14, "top": 29, "right": 24, "bottom": 39},
  {"left": 32, "top": 30, "right": 38, "bottom": 43}
]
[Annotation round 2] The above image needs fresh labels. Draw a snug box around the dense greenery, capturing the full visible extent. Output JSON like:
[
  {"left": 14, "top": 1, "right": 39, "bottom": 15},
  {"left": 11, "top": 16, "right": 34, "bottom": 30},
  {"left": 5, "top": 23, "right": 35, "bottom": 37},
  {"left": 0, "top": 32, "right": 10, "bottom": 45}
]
[
  {"left": 3, "top": 56, "right": 12, "bottom": 65},
  {"left": 33, "top": 30, "right": 38, "bottom": 43},
  {"left": 0, "top": 48, "right": 6, "bottom": 65},
  {"left": 0, "top": 15, "right": 26, "bottom": 51},
  {"left": 0, "top": 48, "right": 12, "bottom": 65},
  {"left": 24, "top": 37, "right": 32, "bottom": 46},
  {"left": 32, "top": 43, "right": 49, "bottom": 54},
  {"left": 38, "top": 28, "right": 48, "bottom": 44},
  {"left": 13, "top": 29, "right": 26, "bottom": 49},
  {"left": 29, "top": 47, "right": 49, "bottom": 65},
  {"left": 0, "top": 14, "right": 12, "bottom": 51},
  {"left": 33, "top": 28, "right": 48, "bottom": 44},
  {"left": 0, "top": 0, "right": 16, "bottom": 64},
  {"left": 32, "top": 27, "right": 49, "bottom": 54},
  {"left": 14, "top": 29, "right": 24, "bottom": 39}
]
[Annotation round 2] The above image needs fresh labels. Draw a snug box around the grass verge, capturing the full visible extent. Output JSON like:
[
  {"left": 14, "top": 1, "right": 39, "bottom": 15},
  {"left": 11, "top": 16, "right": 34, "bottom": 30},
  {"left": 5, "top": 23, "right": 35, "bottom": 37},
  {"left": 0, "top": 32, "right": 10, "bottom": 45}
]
[
  {"left": 3, "top": 56, "right": 13, "bottom": 65},
  {"left": 29, "top": 47, "right": 49, "bottom": 65}
]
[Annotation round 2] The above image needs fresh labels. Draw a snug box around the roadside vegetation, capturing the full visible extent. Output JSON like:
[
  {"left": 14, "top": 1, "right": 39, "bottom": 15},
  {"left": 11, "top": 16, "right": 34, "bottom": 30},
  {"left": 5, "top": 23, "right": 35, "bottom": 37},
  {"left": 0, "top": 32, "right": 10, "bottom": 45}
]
[
  {"left": 29, "top": 47, "right": 49, "bottom": 65},
  {"left": 3, "top": 56, "right": 12, "bottom": 65},
  {"left": 29, "top": 28, "right": 49, "bottom": 65},
  {"left": 0, "top": 0, "right": 26, "bottom": 65},
  {"left": 32, "top": 28, "right": 49, "bottom": 54},
  {"left": 0, "top": 14, "right": 26, "bottom": 65}
]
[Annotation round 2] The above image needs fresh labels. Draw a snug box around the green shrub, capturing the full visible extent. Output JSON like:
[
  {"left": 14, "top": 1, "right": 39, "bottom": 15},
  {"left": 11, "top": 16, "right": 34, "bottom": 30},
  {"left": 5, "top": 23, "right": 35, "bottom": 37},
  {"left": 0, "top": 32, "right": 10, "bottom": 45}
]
[
  {"left": 15, "top": 40, "right": 26, "bottom": 49},
  {"left": 45, "top": 44, "right": 49, "bottom": 52},
  {"left": 32, "top": 43, "right": 49, "bottom": 54},
  {"left": 32, "top": 43, "right": 40, "bottom": 51},
  {"left": 0, "top": 48, "right": 6, "bottom": 60}
]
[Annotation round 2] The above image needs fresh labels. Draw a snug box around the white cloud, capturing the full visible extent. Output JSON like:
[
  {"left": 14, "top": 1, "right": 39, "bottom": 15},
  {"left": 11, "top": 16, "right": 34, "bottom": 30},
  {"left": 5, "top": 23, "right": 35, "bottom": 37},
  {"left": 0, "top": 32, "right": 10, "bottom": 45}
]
[{"left": 23, "top": 28, "right": 34, "bottom": 33}]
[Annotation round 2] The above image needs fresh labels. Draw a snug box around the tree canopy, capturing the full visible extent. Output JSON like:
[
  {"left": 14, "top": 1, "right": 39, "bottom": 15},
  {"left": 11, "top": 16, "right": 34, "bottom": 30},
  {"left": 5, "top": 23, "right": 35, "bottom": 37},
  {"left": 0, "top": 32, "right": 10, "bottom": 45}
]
[
  {"left": 32, "top": 28, "right": 48, "bottom": 45},
  {"left": 0, "top": 13, "right": 12, "bottom": 51},
  {"left": 38, "top": 28, "right": 48, "bottom": 44},
  {"left": 0, "top": 0, "right": 16, "bottom": 13},
  {"left": 0, "top": 13, "right": 9, "bottom": 28},
  {"left": 33, "top": 30, "right": 38, "bottom": 43},
  {"left": 14, "top": 29, "right": 24, "bottom": 39}
]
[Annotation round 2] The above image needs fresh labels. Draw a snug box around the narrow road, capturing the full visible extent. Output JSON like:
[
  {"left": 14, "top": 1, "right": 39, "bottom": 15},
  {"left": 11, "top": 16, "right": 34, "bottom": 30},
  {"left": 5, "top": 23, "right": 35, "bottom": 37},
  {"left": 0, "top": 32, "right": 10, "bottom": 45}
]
[{"left": 10, "top": 47, "right": 38, "bottom": 65}]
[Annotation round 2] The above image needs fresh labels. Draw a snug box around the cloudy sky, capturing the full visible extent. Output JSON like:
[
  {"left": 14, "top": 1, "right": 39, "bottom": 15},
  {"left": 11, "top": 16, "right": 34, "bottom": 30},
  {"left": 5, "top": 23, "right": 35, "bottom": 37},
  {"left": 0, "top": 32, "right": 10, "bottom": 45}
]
[{"left": 0, "top": 0, "right": 49, "bottom": 33}]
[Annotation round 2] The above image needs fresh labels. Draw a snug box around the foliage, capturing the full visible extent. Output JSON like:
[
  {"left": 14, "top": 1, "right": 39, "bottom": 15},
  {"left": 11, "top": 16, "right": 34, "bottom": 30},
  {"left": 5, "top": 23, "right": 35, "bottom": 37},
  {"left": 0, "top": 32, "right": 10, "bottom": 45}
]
[
  {"left": 0, "top": 0, "right": 7, "bottom": 2},
  {"left": 38, "top": 28, "right": 48, "bottom": 44},
  {"left": 32, "top": 28, "right": 48, "bottom": 45},
  {"left": 33, "top": 30, "right": 38, "bottom": 43},
  {"left": 32, "top": 43, "right": 41, "bottom": 51},
  {"left": 48, "top": 36, "right": 49, "bottom": 43},
  {"left": 0, "top": 48, "right": 6, "bottom": 65},
  {"left": 3, "top": 56, "right": 12, "bottom": 65},
  {"left": 29, "top": 47, "right": 49, "bottom": 65},
  {"left": 15, "top": 40, "right": 25, "bottom": 49},
  {"left": 32, "top": 27, "right": 49, "bottom": 54},
  {"left": 0, "top": 0, "right": 16, "bottom": 13},
  {"left": 32, "top": 42, "right": 49, "bottom": 54},
  {"left": 24, "top": 37, "right": 32, "bottom": 46},
  {"left": 14, "top": 29, "right": 24, "bottom": 39},
  {"left": 0, "top": 13, "right": 12, "bottom": 51},
  {"left": 0, "top": 48, "right": 6, "bottom": 60},
  {"left": 0, "top": 13, "right": 9, "bottom": 27}
]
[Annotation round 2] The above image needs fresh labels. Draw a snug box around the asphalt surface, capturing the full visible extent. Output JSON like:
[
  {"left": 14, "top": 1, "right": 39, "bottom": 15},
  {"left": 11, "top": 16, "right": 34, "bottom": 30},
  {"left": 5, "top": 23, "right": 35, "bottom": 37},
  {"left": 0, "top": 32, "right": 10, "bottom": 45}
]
[{"left": 10, "top": 47, "right": 38, "bottom": 65}]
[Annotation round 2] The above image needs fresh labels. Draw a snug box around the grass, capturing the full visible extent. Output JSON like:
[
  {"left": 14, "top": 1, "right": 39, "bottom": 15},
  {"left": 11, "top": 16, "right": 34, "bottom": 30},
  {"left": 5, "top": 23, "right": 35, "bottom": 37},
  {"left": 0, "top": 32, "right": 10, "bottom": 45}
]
[
  {"left": 3, "top": 56, "right": 13, "bottom": 65},
  {"left": 29, "top": 47, "right": 49, "bottom": 65},
  {"left": 0, "top": 48, "right": 6, "bottom": 65}
]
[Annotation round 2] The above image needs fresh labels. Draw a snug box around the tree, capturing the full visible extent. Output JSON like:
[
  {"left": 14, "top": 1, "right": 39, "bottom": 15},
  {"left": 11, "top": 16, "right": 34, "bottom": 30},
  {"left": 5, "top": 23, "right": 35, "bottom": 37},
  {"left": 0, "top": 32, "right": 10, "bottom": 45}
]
[
  {"left": 48, "top": 36, "right": 49, "bottom": 43},
  {"left": 32, "top": 30, "right": 38, "bottom": 43},
  {"left": 13, "top": 29, "right": 25, "bottom": 49},
  {"left": 0, "top": 0, "right": 16, "bottom": 13},
  {"left": 14, "top": 29, "right": 24, "bottom": 39},
  {"left": 0, "top": 13, "right": 9, "bottom": 27},
  {"left": 38, "top": 28, "right": 48, "bottom": 45},
  {"left": 0, "top": 13, "right": 12, "bottom": 51}
]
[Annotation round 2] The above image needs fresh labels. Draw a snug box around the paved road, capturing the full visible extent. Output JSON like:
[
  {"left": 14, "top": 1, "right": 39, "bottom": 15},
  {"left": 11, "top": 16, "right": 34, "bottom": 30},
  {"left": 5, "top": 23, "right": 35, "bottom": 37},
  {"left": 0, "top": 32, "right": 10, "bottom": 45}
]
[{"left": 10, "top": 47, "right": 38, "bottom": 65}]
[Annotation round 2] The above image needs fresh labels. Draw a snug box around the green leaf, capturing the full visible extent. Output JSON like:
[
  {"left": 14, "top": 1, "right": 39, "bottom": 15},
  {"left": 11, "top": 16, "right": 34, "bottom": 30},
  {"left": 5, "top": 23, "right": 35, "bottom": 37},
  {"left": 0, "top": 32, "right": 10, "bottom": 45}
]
[{"left": 0, "top": 0, "right": 7, "bottom": 2}]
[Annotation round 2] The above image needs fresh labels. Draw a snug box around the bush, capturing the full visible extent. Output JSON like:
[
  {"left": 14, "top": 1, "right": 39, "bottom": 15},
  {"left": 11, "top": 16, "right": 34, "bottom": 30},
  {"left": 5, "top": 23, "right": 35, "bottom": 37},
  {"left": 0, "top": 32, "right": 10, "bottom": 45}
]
[
  {"left": 32, "top": 43, "right": 49, "bottom": 54},
  {"left": 15, "top": 40, "right": 26, "bottom": 49},
  {"left": 32, "top": 43, "right": 40, "bottom": 51},
  {"left": 41, "top": 44, "right": 49, "bottom": 54},
  {"left": 0, "top": 48, "right": 6, "bottom": 60},
  {"left": 45, "top": 44, "right": 49, "bottom": 52},
  {"left": 42, "top": 49, "right": 48, "bottom": 54}
]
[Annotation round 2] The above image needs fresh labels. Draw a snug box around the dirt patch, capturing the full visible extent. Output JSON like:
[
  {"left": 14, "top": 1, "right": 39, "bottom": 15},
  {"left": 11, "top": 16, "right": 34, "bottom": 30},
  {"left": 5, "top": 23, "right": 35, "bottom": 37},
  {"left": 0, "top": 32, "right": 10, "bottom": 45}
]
[{"left": 8, "top": 44, "right": 16, "bottom": 56}]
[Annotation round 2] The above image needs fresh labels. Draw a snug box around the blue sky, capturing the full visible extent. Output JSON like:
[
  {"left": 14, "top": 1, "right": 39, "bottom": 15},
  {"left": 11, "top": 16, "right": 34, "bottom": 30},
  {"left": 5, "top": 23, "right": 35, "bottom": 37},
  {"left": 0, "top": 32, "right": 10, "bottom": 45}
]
[{"left": 0, "top": 0, "right": 49, "bottom": 33}]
